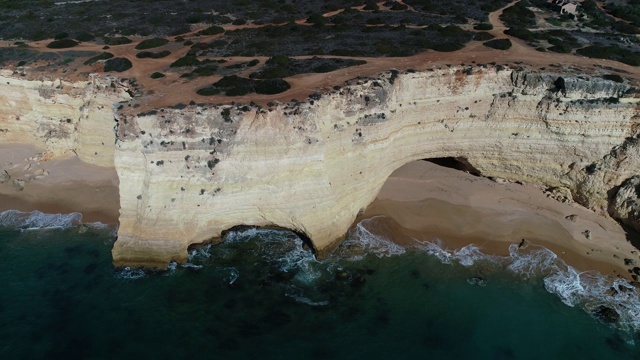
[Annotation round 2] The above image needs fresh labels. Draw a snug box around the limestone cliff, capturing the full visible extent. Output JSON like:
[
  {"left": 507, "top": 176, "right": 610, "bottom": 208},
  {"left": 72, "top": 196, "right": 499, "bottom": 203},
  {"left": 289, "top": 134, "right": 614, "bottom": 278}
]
[
  {"left": 111, "top": 65, "right": 640, "bottom": 268},
  {"left": 0, "top": 70, "right": 131, "bottom": 167}
]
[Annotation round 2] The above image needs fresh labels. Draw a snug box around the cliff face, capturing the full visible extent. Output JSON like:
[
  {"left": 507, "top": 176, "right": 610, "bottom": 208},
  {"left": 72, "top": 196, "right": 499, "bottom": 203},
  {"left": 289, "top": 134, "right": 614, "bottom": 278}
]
[
  {"left": 0, "top": 70, "right": 131, "bottom": 167},
  {"left": 111, "top": 65, "right": 640, "bottom": 268}
]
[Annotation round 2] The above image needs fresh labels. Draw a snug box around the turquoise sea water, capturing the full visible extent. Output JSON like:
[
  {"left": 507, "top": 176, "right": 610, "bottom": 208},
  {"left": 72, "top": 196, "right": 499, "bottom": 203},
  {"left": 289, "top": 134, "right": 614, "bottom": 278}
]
[{"left": 1, "top": 211, "right": 640, "bottom": 359}]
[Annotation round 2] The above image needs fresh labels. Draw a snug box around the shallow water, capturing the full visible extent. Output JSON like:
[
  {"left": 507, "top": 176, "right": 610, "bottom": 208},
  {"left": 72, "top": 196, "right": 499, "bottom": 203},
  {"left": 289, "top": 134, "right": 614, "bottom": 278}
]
[{"left": 1, "top": 211, "right": 640, "bottom": 359}]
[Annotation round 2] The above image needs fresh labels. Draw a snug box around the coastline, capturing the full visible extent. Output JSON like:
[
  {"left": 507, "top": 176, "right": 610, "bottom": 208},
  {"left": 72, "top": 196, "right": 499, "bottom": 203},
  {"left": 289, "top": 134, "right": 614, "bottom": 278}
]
[
  {"left": 357, "top": 161, "right": 640, "bottom": 281},
  {"left": 0, "top": 144, "right": 120, "bottom": 225},
  {"left": 2, "top": 142, "right": 638, "bottom": 282}
]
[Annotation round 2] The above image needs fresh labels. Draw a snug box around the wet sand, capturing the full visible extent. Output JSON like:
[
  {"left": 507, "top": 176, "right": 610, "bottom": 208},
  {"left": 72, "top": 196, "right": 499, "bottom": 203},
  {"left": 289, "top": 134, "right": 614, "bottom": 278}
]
[
  {"left": 359, "top": 161, "right": 640, "bottom": 280},
  {"left": 0, "top": 144, "right": 119, "bottom": 225}
]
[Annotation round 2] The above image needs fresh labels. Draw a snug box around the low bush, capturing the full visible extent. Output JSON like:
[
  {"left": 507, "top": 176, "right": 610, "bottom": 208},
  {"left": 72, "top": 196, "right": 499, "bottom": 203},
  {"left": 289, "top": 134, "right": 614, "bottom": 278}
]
[
  {"left": 483, "top": 38, "right": 512, "bottom": 50},
  {"left": 170, "top": 55, "right": 200, "bottom": 67},
  {"left": 197, "top": 75, "right": 291, "bottom": 96},
  {"left": 104, "top": 57, "right": 132, "bottom": 72},
  {"left": 135, "top": 38, "right": 169, "bottom": 50},
  {"left": 151, "top": 72, "right": 166, "bottom": 79},
  {"left": 54, "top": 32, "right": 69, "bottom": 40},
  {"left": 197, "top": 26, "right": 224, "bottom": 36},
  {"left": 602, "top": 74, "right": 624, "bottom": 83},
  {"left": 577, "top": 44, "right": 640, "bottom": 66},
  {"left": 104, "top": 37, "right": 132, "bottom": 46},
  {"left": 46, "top": 39, "right": 78, "bottom": 49},
  {"left": 254, "top": 78, "right": 291, "bottom": 94},
  {"left": 431, "top": 42, "right": 465, "bottom": 52},
  {"left": 196, "top": 87, "right": 221, "bottom": 96},
  {"left": 136, "top": 50, "right": 171, "bottom": 59},
  {"left": 474, "top": 32, "right": 494, "bottom": 41},
  {"left": 75, "top": 32, "right": 95, "bottom": 42},
  {"left": 84, "top": 52, "right": 114, "bottom": 65},
  {"left": 504, "top": 27, "right": 535, "bottom": 41},
  {"left": 474, "top": 23, "right": 493, "bottom": 31}
]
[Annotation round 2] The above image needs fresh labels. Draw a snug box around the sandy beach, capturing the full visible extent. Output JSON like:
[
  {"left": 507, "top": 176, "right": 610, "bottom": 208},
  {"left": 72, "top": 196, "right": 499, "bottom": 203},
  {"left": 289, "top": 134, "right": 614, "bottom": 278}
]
[
  {"left": 358, "top": 160, "right": 640, "bottom": 281},
  {"left": 0, "top": 144, "right": 119, "bottom": 225}
]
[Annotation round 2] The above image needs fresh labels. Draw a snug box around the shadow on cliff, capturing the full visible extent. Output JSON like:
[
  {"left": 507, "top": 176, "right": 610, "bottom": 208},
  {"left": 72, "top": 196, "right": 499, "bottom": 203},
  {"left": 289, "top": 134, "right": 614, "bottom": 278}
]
[{"left": 423, "top": 157, "right": 482, "bottom": 176}]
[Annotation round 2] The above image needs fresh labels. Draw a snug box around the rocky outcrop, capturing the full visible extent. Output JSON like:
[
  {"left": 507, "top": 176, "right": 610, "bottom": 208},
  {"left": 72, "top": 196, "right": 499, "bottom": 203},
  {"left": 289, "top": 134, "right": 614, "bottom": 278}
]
[
  {"left": 0, "top": 71, "right": 131, "bottom": 167},
  {"left": 610, "top": 176, "right": 640, "bottom": 232},
  {"left": 111, "top": 65, "right": 640, "bottom": 268}
]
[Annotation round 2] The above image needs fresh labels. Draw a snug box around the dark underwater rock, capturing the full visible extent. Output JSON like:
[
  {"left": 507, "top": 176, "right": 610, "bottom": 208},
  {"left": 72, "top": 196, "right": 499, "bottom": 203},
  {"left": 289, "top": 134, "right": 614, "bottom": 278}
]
[{"left": 593, "top": 305, "right": 620, "bottom": 323}]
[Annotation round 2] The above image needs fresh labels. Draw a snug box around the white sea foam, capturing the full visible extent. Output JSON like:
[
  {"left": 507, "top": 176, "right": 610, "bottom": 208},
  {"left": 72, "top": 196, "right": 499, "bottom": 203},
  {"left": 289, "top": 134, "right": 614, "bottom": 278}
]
[
  {"left": 418, "top": 239, "right": 640, "bottom": 332},
  {"left": 222, "top": 267, "right": 239, "bottom": 285},
  {"left": 115, "top": 267, "right": 146, "bottom": 280},
  {"left": 284, "top": 287, "right": 329, "bottom": 306},
  {"left": 187, "top": 244, "right": 212, "bottom": 262},
  {"left": 339, "top": 217, "right": 406, "bottom": 261},
  {"left": 0, "top": 210, "right": 83, "bottom": 230},
  {"left": 413, "top": 239, "right": 499, "bottom": 267}
]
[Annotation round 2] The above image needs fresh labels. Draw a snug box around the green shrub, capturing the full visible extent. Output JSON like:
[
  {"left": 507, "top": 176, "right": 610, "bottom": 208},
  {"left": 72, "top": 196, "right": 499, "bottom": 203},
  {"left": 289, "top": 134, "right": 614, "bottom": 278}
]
[
  {"left": 104, "top": 37, "right": 132, "bottom": 46},
  {"left": 104, "top": 57, "right": 132, "bottom": 72},
  {"left": 483, "top": 38, "right": 512, "bottom": 50},
  {"left": 197, "top": 87, "right": 221, "bottom": 96},
  {"left": 75, "top": 32, "right": 95, "bottom": 42},
  {"left": 254, "top": 78, "right": 290, "bottom": 94},
  {"left": 84, "top": 52, "right": 114, "bottom": 65},
  {"left": 389, "top": 2, "right": 408, "bottom": 10},
  {"left": 474, "top": 23, "right": 493, "bottom": 31},
  {"left": 197, "top": 26, "right": 224, "bottom": 36},
  {"left": 504, "top": 27, "right": 535, "bottom": 41},
  {"left": 602, "top": 74, "right": 624, "bottom": 83},
  {"left": 431, "top": 42, "right": 465, "bottom": 52},
  {"left": 363, "top": 3, "right": 379, "bottom": 10},
  {"left": 548, "top": 44, "right": 572, "bottom": 53},
  {"left": 54, "top": 32, "right": 68, "bottom": 40},
  {"left": 266, "top": 55, "right": 291, "bottom": 66},
  {"left": 170, "top": 56, "right": 201, "bottom": 67},
  {"left": 500, "top": 1, "right": 536, "bottom": 27},
  {"left": 307, "top": 13, "right": 326, "bottom": 25},
  {"left": 136, "top": 50, "right": 171, "bottom": 59},
  {"left": 151, "top": 72, "right": 166, "bottom": 79},
  {"left": 577, "top": 44, "right": 640, "bottom": 66},
  {"left": 135, "top": 38, "right": 169, "bottom": 50},
  {"left": 46, "top": 39, "right": 78, "bottom": 49},
  {"left": 474, "top": 32, "right": 495, "bottom": 41},
  {"left": 612, "top": 21, "right": 640, "bottom": 34}
]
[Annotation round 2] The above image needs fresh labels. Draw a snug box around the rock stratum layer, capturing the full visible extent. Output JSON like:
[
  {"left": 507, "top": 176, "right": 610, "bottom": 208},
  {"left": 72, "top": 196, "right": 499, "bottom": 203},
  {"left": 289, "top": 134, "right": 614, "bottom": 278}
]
[
  {"left": 0, "top": 70, "right": 130, "bottom": 167},
  {"left": 110, "top": 65, "right": 640, "bottom": 268}
]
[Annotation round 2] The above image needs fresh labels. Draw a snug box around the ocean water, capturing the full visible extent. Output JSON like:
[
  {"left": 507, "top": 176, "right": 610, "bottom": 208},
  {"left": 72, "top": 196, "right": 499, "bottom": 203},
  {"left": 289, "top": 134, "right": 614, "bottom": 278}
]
[{"left": 1, "top": 211, "right": 640, "bottom": 359}]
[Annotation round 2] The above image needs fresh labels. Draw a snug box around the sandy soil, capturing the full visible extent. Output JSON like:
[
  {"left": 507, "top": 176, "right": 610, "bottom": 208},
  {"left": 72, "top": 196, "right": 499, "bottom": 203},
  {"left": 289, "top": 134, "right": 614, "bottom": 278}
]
[
  {"left": 358, "top": 160, "right": 640, "bottom": 281},
  {"left": 0, "top": 144, "right": 119, "bottom": 224}
]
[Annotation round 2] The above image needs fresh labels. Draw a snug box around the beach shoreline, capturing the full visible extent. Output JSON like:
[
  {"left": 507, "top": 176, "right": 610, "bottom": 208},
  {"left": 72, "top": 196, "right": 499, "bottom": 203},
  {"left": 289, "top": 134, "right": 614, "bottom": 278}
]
[
  {"left": 358, "top": 160, "right": 640, "bottom": 281},
  {"left": 0, "top": 144, "right": 120, "bottom": 225},
  {"left": 1, "top": 143, "right": 639, "bottom": 281}
]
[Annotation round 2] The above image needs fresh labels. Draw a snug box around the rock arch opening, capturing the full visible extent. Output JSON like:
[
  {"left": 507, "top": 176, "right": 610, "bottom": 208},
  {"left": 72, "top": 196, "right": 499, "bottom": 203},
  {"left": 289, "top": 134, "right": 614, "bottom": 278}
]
[{"left": 423, "top": 157, "right": 481, "bottom": 176}]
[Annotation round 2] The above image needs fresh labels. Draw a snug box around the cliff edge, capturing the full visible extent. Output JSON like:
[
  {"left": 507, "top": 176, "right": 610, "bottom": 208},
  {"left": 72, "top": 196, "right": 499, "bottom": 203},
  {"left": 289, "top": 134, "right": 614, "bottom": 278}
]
[{"left": 110, "top": 65, "right": 640, "bottom": 268}]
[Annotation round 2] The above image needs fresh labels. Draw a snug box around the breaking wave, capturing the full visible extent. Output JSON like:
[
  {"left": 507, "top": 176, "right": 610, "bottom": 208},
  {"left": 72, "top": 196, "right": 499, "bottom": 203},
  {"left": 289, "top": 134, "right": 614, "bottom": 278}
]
[
  {"left": 0, "top": 209, "right": 109, "bottom": 230},
  {"left": 337, "top": 217, "right": 406, "bottom": 261},
  {"left": 415, "top": 239, "right": 640, "bottom": 332}
]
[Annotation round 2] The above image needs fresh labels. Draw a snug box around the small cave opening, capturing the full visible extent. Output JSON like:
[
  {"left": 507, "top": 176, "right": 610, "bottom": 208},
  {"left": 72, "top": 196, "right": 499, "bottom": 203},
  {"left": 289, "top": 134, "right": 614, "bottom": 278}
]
[
  {"left": 423, "top": 157, "right": 481, "bottom": 176},
  {"left": 220, "top": 225, "right": 316, "bottom": 254}
]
